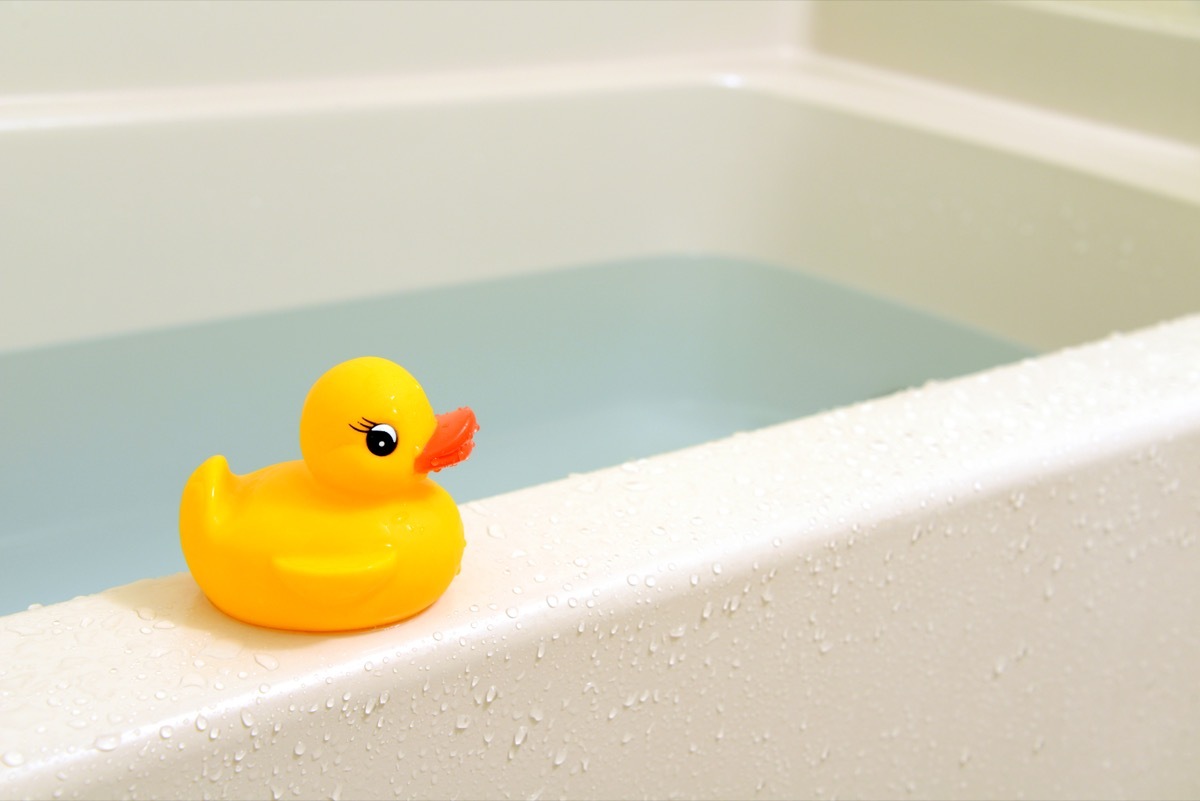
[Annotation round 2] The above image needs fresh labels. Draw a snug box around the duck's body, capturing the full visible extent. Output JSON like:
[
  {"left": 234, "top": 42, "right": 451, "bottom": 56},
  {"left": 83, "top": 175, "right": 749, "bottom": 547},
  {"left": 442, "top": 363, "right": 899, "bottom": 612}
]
[
  {"left": 179, "top": 357, "right": 477, "bottom": 632},
  {"left": 181, "top": 456, "right": 465, "bottom": 631}
]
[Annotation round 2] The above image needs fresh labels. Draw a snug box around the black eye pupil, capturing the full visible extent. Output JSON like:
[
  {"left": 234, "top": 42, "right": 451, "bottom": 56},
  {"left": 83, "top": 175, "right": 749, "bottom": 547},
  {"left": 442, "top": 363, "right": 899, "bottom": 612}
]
[{"left": 366, "top": 424, "right": 398, "bottom": 457}]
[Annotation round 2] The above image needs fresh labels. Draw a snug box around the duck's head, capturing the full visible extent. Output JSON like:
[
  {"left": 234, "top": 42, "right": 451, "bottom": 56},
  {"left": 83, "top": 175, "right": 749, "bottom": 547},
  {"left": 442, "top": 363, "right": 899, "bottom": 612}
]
[{"left": 299, "top": 357, "right": 477, "bottom": 497}]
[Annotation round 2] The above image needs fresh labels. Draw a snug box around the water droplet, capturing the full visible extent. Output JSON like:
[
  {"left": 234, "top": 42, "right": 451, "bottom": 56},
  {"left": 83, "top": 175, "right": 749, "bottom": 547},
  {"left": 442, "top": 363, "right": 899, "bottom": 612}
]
[
  {"left": 626, "top": 574, "right": 640, "bottom": 587},
  {"left": 546, "top": 595, "right": 559, "bottom": 609},
  {"left": 254, "top": 653, "right": 280, "bottom": 671},
  {"left": 505, "top": 607, "right": 518, "bottom": 619},
  {"left": 240, "top": 710, "right": 255, "bottom": 728},
  {"left": 487, "top": 524, "right": 505, "bottom": 539},
  {"left": 159, "top": 725, "right": 174, "bottom": 740},
  {"left": 180, "top": 672, "right": 206, "bottom": 689},
  {"left": 135, "top": 607, "right": 156, "bottom": 621},
  {"left": 293, "top": 741, "right": 306, "bottom": 757},
  {"left": 455, "top": 715, "right": 471, "bottom": 730},
  {"left": 93, "top": 735, "right": 119, "bottom": 752},
  {"left": 514, "top": 725, "right": 528, "bottom": 746},
  {"left": 712, "top": 563, "right": 723, "bottom": 576},
  {"left": 195, "top": 715, "right": 209, "bottom": 732},
  {"left": 573, "top": 557, "right": 589, "bottom": 568},
  {"left": 553, "top": 747, "right": 567, "bottom": 766},
  {"left": 3, "top": 751, "right": 25, "bottom": 767}
]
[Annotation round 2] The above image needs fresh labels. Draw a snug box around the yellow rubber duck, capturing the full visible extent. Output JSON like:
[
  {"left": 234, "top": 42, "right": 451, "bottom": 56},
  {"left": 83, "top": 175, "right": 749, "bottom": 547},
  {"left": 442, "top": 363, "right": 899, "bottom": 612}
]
[{"left": 179, "top": 356, "right": 478, "bottom": 632}]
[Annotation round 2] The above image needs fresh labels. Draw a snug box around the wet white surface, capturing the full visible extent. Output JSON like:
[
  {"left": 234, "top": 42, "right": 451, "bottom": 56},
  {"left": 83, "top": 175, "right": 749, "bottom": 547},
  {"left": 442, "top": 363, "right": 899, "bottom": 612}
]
[{"left": 3, "top": 315, "right": 1199, "bottom": 799}]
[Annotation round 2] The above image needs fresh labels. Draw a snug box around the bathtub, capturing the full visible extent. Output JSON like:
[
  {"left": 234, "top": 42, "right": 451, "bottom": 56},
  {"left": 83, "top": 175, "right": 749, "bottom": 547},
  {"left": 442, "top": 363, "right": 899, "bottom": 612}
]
[{"left": 3, "top": 2, "right": 1200, "bottom": 799}]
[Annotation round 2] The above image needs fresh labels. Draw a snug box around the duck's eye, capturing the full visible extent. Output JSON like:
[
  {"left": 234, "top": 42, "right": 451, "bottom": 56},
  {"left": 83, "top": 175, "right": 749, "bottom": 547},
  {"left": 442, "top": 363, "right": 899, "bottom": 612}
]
[{"left": 364, "top": 424, "right": 398, "bottom": 457}]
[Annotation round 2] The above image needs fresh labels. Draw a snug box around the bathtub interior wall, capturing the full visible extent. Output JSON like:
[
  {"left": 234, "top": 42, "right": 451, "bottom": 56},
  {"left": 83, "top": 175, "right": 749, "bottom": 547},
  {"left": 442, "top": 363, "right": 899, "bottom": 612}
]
[{"left": 4, "top": 84, "right": 1200, "bottom": 355}]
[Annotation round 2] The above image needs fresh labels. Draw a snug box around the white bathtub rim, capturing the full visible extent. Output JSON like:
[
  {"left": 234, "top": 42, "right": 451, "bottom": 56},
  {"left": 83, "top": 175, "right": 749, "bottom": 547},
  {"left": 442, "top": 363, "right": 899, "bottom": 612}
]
[{"left": 1, "top": 48, "right": 1196, "bottom": 208}]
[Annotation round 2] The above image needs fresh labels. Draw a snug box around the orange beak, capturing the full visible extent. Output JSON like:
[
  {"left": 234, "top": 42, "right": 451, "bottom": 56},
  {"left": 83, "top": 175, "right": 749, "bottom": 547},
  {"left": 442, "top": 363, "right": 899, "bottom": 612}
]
[{"left": 414, "top": 407, "right": 478, "bottom": 474}]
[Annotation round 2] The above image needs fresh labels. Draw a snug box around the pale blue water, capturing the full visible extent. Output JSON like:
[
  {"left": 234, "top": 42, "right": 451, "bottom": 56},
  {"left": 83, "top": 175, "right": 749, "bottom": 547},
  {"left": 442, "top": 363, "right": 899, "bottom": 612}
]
[{"left": 0, "top": 256, "right": 1032, "bottom": 614}]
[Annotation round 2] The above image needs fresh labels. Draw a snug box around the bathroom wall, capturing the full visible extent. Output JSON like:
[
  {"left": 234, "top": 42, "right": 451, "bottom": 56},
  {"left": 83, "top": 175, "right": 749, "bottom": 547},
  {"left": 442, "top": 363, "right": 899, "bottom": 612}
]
[
  {"left": 5, "top": 0, "right": 1196, "bottom": 139},
  {"left": 805, "top": 0, "right": 1200, "bottom": 145},
  {"left": 0, "top": 0, "right": 797, "bottom": 93}
]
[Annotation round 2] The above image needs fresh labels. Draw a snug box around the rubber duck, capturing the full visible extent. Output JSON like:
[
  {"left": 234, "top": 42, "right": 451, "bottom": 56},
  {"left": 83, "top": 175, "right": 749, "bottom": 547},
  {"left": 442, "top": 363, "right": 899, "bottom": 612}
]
[{"left": 179, "top": 356, "right": 478, "bottom": 632}]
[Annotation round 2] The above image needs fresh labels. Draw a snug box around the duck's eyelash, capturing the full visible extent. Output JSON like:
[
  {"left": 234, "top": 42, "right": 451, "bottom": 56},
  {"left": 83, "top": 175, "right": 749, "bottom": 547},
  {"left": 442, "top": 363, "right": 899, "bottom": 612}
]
[{"left": 348, "top": 417, "right": 380, "bottom": 433}]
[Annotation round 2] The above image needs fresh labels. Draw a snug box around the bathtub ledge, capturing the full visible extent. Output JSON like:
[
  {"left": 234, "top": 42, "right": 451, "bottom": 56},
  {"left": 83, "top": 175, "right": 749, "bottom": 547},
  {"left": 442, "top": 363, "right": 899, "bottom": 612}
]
[{"left": 3, "top": 314, "right": 1200, "bottom": 798}]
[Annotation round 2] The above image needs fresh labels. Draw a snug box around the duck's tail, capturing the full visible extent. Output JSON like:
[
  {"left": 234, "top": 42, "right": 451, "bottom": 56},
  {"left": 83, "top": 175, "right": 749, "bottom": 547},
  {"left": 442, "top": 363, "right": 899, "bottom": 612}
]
[{"left": 179, "top": 455, "right": 237, "bottom": 556}]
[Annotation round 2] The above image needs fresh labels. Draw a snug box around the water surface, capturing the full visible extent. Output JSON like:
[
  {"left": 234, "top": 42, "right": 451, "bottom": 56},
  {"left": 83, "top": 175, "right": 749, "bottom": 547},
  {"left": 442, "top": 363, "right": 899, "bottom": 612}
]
[{"left": 0, "top": 256, "right": 1033, "bottom": 613}]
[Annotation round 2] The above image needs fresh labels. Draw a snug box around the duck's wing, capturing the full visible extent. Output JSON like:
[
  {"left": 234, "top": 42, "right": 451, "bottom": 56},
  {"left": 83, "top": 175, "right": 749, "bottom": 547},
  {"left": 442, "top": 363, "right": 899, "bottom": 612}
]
[{"left": 272, "top": 549, "right": 399, "bottom": 606}]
